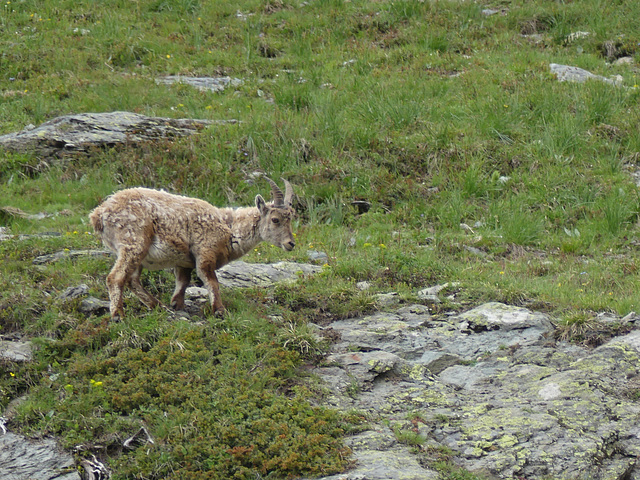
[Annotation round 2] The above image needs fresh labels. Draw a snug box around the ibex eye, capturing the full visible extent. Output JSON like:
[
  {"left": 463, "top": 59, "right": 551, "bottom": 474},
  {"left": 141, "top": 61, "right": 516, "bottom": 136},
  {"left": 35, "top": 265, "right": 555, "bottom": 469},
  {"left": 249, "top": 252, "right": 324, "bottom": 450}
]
[{"left": 272, "top": 218, "right": 280, "bottom": 224}]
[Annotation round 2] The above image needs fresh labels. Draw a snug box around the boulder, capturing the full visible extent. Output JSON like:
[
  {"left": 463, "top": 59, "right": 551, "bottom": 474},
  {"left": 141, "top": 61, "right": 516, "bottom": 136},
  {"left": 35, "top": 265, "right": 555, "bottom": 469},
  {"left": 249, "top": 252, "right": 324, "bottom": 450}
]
[
  {"left": 0, "top": 111, "right": 237, "bottom": 157},
  {"left": 550, "top": 63, "right": 623, "bottom": 86},
  {"left": 217, "top": 260, "right": 321, "bottom": 288},
  {"left": 0, "top": 341, "right": 33, "bottom": 363},
  {"left": 0, "top": 432, "right": 81, "bottom": 480}
]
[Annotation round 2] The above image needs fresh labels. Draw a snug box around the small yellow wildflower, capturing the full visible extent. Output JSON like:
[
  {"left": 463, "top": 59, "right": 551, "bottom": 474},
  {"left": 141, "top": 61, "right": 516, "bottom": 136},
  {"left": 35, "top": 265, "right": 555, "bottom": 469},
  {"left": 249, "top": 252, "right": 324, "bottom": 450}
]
[
  {"left": 363, "top": 243, "right": 372, "bottom": 248},
  {"left": 499, "top": 271, "right": 505, "bottom": 275},
  {"left": 378, "top": 243, "right": 386, "bottom": 249},
  {"left": 10, "top": 372, "right": 15, "bottom": 377},
  {"left": 205, "top": 105, "right": 212, "bottom": 110},
  {"left": 166, "top": 54, "right": 171, "bottom": 59}
]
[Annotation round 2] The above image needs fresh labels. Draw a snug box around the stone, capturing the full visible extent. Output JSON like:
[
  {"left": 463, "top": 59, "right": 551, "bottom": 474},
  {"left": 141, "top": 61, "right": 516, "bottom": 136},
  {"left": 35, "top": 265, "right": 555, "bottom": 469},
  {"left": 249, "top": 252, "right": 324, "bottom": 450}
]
[
  {"left": 0, "top": 431, "right": 81, "bottom": 480},
  {"left": 0, "top": 111, "right": 237, "bottom": 157},
  {"left": 419, "top": 351, "right": 462, "bottom": 374},
  {"left": 58, "top": 284, "right": 89, "bottom": 301},
  {"left": 0, "top": 231, "right": 61, "bottom": 242},
  {"left": 418, "top": 293, "right": 441, "bottom": 304},
  {"left": 0, "top": 340, "right": 33, "bottom": 362},
  {"left": 310, "top": 428, "right": 439, "bottom": 480},
  {"left": 565, "top": 31, "right": 590, "bottom": 42},
  {"left": 155, "top": 75, "right": 243, "bottom": 92},
  {"left": 307, "top": 250, "right": 329, "bottom": 264},
  {"left": 217, "top": 261, "right": 320, "bottom": 288},
  {"left": 326, "top": 351, "right": 403, "bottom": 386},
  {"left": 33, "top": 249, "right": 113, "bottom": 265},
  {"left": 374, "top": 292, "right": 400, "bottom": 307},
  {"left": 614, "top": 56, "right": 634, "bottom": 66},
  {"left": 550, "top": 63, "right": 623, "bottom": 86},
  {"left": 79, "top": 297, "right": 110, "bottom": 316}
]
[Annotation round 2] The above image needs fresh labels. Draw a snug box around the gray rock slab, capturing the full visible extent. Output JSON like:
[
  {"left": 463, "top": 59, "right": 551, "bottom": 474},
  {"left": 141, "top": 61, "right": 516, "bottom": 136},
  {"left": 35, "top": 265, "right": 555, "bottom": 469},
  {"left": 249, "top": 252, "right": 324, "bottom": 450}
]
[
  {"left": 58, "top": 284, "right": 90, "bottom": 301},
  {"left": 310, "top": 301, "right": 640, "bottom": 479},
  {"left": 0, "top": 340, "right": 33, "bottom": 362},
  {"left": 435, "top": 302, "right": 554, "bottom": 359},
  {"left": 326, "top": 351, "right": 404, "bottom": 385},
  {"left": 329, "top": 309, "right": 433, "bottom": 360},
  {"left": 0, "top": 111, "right": 237, "bottom": 157},
  {"left": 310, "top": 428, "right": 439, "bottom": 480},
  {"left": 217, "top": 260, "right": 320, "bottom": 288},
  {"left": 79, "top": 296, "right": 110, "bottom": 315},
  {"left": 550, "top": 63, "right": 623, "bottom": 85},
  {"left": 33, "top": 249, "right": 113, "bottom": 265},
  {"left": 0, "top": 431, "right": 81, "bottom": 480},
  {"left": 155, "top": 75, "right": 242, "bottom": 92}
]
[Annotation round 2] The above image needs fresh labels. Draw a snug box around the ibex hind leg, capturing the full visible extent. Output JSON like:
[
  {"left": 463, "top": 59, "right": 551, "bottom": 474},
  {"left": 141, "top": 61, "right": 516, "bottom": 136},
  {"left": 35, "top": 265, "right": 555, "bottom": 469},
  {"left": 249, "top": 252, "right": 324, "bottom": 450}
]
[
  {"left": 195, "top": 262, "right": 226, "bottom": 317},
  {"left": 106, "top": 245, "right": 151, "bottom": 321},
  {"left": 171, "top": 266, "right": 192, "bottom": 310}
]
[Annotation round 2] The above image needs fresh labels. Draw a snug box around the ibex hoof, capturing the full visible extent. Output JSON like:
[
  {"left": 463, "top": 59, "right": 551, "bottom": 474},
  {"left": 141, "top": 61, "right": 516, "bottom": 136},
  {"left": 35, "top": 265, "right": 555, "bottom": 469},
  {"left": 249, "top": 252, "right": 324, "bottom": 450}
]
[{"left": 213, "top": 307, "right": 227, "bottom": 318}]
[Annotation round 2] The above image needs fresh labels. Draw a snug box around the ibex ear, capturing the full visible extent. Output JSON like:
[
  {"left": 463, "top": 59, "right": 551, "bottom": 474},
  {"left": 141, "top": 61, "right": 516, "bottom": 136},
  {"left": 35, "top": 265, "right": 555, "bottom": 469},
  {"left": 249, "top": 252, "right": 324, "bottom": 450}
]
[{"left": 256, "top": 195, "right": 268, "bottom": 215}]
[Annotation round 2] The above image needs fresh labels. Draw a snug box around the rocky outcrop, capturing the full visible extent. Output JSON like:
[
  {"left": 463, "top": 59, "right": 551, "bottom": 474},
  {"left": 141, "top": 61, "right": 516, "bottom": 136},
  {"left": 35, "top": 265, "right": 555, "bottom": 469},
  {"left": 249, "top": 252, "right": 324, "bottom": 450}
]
[
  {"left": 311, "top": 302, "right": 640, "bottom": 480},
  {"left": 0, "top": 111, "right": 237, "bottom": 157},
  {"left": 0, "top": 432, "right": 81, "bottom": 480}
]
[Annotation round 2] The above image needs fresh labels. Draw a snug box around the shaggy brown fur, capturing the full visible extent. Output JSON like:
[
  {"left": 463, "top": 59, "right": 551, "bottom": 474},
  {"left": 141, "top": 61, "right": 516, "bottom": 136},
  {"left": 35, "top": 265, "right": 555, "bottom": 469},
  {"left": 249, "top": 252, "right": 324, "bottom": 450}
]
[{"left": 89, "top": 178, "right": 295, "bottom": 320}]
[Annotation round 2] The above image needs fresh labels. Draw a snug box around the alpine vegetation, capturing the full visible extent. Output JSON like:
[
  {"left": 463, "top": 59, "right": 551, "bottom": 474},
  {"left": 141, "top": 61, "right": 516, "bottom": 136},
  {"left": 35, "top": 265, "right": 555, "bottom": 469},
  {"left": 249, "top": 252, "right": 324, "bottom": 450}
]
[{"left": 89, "top": 177, "right": 296, "bottom": 320}]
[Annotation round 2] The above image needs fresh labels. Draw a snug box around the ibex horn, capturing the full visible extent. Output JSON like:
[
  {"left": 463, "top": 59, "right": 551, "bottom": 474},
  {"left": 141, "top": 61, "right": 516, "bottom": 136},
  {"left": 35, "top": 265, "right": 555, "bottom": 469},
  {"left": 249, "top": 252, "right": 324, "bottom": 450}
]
[
  {"left": 282, "top": 178, "right": 293, "bottom": 207},
  {"left": 264, "top": 176, "right": 285, "bottom": 207}
]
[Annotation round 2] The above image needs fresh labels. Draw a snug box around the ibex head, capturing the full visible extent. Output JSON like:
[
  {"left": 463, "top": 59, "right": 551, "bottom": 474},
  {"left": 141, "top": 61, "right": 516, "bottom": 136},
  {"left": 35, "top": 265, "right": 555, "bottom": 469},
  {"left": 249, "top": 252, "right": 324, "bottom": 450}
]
[{"left": 256, "top": 176, "right": 296, "bottom": 251}]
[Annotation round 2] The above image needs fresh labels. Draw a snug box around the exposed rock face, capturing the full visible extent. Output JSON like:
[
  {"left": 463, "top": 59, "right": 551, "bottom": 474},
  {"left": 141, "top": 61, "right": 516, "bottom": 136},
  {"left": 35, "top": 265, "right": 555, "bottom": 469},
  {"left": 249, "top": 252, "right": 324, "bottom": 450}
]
[
  {"left": 0, "top": 111, "right": 236, "bottom": 157},
  {"left": 311, "top": 302, "right": 640, "bottom": 480},
  {"left": 0, "top": 432, "right": 81, "bottom": 480}
]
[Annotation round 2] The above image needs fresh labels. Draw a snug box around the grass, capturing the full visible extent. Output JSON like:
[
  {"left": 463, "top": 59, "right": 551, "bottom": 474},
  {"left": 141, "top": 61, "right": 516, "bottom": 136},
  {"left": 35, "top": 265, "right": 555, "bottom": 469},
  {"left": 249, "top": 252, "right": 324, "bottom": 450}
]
[{"left": 1, "top": 0, "right": 640, "bottom": 478}]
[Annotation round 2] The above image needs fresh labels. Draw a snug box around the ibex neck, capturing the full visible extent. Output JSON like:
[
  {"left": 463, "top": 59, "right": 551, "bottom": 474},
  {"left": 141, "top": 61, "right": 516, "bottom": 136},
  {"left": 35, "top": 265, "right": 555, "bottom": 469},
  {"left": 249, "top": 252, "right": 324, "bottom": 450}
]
[{"left": 227, "top": 207, "right": 263, "bottom": 260}]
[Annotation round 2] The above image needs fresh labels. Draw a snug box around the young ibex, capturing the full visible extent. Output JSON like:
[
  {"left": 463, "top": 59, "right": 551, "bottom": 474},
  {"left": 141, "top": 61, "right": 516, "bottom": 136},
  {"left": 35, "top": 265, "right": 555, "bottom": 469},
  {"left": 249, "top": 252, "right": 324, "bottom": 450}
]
[{"left": 89, "top": 177, "right": 295, "bottom": 321}]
